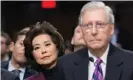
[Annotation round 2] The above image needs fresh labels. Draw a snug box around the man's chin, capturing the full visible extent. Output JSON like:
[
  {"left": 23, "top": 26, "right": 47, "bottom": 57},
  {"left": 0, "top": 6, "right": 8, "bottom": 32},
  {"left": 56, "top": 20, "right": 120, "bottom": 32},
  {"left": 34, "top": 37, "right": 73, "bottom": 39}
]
[{"left": 88, "top": 45, "right": 102, "bottom": 50}]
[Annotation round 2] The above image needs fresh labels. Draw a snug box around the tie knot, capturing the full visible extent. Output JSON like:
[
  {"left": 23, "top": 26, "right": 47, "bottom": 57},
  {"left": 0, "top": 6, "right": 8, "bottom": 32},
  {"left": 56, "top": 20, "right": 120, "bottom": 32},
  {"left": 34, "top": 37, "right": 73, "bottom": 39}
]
[
  {"left": 12, "top": 69, "right": 21, "bottom": 75},
  {"left": 96, "top": 58, "right": 102, "bottom": 66}
]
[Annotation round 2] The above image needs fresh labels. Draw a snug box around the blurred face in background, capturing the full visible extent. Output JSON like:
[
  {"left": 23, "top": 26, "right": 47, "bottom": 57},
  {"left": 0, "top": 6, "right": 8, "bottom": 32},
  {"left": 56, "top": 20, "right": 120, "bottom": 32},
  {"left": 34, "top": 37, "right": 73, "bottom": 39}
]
[
  {"left": 80, "top": 8, "right": 114, "bottom": 51},
  {"left": 71, "top": 26, "right": 86, "bottom": 46},
  {"left": 32, "top": 34, "right": 58, "bottom": 67},
  {"left": 1, "top": 36, "right": 9, "bottom": 55},
  {"left": 10, "top": 35, "right": 27, "bottom": 64}
]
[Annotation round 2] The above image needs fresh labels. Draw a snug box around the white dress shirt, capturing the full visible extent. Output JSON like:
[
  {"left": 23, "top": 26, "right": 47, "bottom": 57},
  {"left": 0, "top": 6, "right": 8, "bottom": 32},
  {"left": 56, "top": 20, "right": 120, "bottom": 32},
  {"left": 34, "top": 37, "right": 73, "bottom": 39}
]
[
  {"left": 88, "top": 44, "right": 109, "bottom": 80},
  {"left": 8, "top": 60, "right": 26, "bottom": 80}
]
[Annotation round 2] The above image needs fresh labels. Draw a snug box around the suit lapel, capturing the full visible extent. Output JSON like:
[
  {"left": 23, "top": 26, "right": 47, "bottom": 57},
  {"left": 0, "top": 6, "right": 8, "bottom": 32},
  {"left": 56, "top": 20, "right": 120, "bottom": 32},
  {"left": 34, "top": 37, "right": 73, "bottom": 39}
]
[
  {"left": 73, "top": 48, "right": 89, "bottom": 80},
  {"left": 23, "top": 68, "right": 36, "bottom": 79},
  {"left": 105, "top": 44, "right": 123, "bottom": 80}
]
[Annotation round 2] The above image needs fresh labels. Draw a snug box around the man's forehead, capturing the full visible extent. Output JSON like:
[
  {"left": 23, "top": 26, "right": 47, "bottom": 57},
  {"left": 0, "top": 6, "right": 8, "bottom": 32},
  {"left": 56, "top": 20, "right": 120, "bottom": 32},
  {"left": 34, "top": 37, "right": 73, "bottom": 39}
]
[{"left": 83, "top": 8, "right": 107, "bottom": 19}]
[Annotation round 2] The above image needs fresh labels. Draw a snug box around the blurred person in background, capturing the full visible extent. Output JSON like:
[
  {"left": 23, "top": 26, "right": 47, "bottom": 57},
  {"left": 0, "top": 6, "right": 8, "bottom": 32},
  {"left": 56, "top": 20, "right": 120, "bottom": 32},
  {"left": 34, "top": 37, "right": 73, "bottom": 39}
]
[
  {"left": 1, "top": 28, "right": 36, "bottom": 80},
  {"left": 110, "top": 27, "right": 121, "bottom": 48},
  {"left": 65, "top": 40, "right": 73, "bottom": 54},
  {"left": 20, "top": 27, "right": 30, "bottom": 32},
  {"left": 24, "top": 21, "right": 65, "bottom": 80},
  {"left": 1, "top": 68, "right": 20, "bottom": 80},
  {"left": 1, "top": 31, "right": 12, "bottom": 61},
  {"left": 71, "top": 25, "right": 86, "bottom": 52}
]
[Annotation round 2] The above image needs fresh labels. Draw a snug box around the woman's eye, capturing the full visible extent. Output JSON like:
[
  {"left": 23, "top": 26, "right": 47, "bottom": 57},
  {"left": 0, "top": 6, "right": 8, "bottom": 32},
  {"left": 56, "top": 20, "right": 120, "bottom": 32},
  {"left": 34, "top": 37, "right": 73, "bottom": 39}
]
[
  {"left": 45, "top": 43, "right": 51, "bottom": 46},
  {"left": 34, "top": 47, "right": 40, "bottom": 50},
  {"left": 20, "top": 43, "right": 23, "bottom": 46}
]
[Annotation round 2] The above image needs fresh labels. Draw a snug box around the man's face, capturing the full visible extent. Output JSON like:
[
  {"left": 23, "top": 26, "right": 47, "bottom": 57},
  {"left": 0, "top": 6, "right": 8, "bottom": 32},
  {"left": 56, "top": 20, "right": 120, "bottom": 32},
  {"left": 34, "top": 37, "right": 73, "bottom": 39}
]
[
  {"left": 80, "top": 8, "right": 114, "bottom": 50},
  {"left": 0, "top": 36, "right": 8, "bottom": 55},
  {"left": 72, "top": 26, "right": 86, "bottom": 46},
  {"left": 11, "top": 35, "right": 27, "bottom": 63}
]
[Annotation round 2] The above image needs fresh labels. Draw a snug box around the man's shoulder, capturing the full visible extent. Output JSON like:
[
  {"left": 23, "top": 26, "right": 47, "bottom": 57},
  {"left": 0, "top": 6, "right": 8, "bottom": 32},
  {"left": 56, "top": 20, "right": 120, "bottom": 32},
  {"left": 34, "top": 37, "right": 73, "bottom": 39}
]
[
  {"left": 59, "top": 48, "right": 87, "bottom": 64},
  {"left": 1, "top": 68, "right": 20, "bottom": 80},
  {"left": 1, "top": 61, "right": 9, "bottom": 69},
  {"left": 118, "top": 48, "right": 133, "bottom": 56},
  {"left": 116, "top": 47, "right": 133, "bottom": 61}
]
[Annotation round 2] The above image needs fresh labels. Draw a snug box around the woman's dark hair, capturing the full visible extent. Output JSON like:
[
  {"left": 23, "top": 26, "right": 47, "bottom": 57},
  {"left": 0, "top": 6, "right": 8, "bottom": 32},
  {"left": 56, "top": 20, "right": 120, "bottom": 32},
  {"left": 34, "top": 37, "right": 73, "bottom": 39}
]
[{"left": 24, "top": 21, "right": 65, "bottom": 71}]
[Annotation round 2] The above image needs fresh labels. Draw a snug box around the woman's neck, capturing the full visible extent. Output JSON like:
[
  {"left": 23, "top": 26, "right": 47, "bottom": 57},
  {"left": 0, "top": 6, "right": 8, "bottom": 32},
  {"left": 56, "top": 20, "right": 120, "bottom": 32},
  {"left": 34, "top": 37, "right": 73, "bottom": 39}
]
[{"left": 42, "top": 60, "right": 57, "bottom": 70}]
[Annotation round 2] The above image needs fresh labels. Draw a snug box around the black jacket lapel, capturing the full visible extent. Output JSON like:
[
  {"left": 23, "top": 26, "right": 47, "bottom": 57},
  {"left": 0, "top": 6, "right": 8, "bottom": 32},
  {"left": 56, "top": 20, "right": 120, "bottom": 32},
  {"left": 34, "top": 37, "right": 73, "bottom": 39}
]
[
  {"left": 73, "top": 48, "right": 89, "bottom": 80},
  {"left": 105, "top": 44, "right": 123, "bottom": 80},
  {"left": 23, "top": 68, "right": 37, "bottom": 79}
]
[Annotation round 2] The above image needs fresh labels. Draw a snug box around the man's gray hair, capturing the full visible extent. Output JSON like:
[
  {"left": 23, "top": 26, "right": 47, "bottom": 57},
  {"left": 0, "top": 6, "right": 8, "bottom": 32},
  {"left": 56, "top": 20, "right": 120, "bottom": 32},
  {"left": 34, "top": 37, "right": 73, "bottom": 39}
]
[{"left": 79, "top": 1, "right": 114, "bottom": 24}]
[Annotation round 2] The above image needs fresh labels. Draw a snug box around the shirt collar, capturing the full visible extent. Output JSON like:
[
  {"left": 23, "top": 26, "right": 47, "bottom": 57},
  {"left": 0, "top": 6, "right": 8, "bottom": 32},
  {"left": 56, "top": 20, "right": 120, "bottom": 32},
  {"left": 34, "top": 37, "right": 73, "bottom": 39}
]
[
  {"left": 8, "top": 60, "right": 26, "bottom": 73},
  {"left": 88, "top": 44, "right": 110, "bottom": 65}
]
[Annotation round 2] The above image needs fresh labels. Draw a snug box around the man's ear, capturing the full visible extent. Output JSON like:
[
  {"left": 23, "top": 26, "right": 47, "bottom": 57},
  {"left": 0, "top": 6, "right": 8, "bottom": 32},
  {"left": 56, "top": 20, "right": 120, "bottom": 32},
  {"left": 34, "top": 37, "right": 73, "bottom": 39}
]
[
  {"left": 9, "top": 42, "right": 15, "bottom": 52},
  {"left": 110, "top": 24, "right": 115, "bottom": 36},
  {"left": 71, "top": 37, "right": 74, "bottom": 45}
]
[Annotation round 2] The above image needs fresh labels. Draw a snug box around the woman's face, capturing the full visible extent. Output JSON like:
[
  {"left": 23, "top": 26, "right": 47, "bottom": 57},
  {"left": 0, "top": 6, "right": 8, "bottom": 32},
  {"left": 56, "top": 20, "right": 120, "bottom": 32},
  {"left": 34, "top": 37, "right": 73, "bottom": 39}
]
[{"left": 32, "top": 34, "right": 58, "bottom": 67}]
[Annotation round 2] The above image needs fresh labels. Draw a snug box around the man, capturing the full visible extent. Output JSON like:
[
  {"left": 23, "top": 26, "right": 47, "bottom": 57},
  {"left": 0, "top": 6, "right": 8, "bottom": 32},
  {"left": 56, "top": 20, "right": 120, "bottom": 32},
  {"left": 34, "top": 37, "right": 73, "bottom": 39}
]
[
  {"left": 59, "top": 2, "right": 133, "bottom": 80},
  {"left": 71, "top": 25, "right": 86, "bottom": 51},
  {"left": 1, "top": 29, "right": 36, "bottom": 80},
  {"left": 110, "top": 27, "right": 121, "bottom": 48},
  {"left": 1, "top": 68, "right": 20, "bottom": 80},
  {"left": 65, "top": 40, "right": 74, "bottom": 54},
  {"left": 1, "top": 31, "right": 11, "bottom": 61}
]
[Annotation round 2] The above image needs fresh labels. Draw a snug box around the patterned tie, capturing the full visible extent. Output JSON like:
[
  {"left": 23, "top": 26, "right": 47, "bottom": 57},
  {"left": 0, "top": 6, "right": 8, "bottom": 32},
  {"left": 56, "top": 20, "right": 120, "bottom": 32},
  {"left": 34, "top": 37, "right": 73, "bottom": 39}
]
[
  {"left": 92, "top": 58, "right": 103, "bottom": 80},
  {"left": 12, "top": 69, "right": 21, "bottom": 79}
]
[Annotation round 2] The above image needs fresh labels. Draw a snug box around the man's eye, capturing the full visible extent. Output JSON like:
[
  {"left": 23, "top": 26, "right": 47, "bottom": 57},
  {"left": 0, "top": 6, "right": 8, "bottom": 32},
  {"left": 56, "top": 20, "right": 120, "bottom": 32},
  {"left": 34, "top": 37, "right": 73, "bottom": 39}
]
[
  {"left": 83, "top": 24, "right": 89, "bottom": 27},
  {"left": 97, "top": 23, "right": 104, "bottom": 26}
]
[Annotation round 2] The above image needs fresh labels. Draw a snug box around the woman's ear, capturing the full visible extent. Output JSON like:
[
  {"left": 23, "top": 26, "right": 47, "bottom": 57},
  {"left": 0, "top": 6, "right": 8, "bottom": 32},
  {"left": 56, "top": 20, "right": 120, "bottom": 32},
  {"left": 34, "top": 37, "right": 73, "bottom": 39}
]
[{"left": 9, "top": 42, "right": 15, "bottom": 52}]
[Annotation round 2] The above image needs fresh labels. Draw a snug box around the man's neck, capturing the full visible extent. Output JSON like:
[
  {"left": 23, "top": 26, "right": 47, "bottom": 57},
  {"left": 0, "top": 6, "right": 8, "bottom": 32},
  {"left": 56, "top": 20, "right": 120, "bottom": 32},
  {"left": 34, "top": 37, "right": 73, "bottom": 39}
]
[
  {"left": 74, "top": 45, "right": 85, "bottom": 52},
  {"left": 89, "top": 44, "right": 109, "bottom": 58},
  {"left": 11, "top": 58, "right": 25, "bottom": 69}
]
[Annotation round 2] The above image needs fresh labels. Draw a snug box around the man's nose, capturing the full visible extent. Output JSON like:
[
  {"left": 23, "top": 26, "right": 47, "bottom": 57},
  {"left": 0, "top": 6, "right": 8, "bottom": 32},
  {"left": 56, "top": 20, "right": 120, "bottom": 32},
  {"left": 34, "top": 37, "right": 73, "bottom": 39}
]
[{"left": 91, "top": 24, "right": 98, "bottom": 35}]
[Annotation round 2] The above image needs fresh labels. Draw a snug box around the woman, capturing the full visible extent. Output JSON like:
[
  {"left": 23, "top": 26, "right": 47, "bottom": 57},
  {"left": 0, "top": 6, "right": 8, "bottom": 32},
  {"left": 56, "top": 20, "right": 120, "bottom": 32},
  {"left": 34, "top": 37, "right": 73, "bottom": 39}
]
[{"left": 24, "top": 21, "right": 65, "bottom": 80}]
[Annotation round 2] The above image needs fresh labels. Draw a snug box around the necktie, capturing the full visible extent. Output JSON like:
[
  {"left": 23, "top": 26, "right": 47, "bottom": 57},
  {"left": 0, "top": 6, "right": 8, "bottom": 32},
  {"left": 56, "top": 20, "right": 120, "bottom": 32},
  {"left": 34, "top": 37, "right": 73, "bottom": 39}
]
[
  {"left": 92, "top": 58, "right": 103, "bottom": 80},
  {"left": 12, "top": 69, "right": 21, "bottom": 79}
]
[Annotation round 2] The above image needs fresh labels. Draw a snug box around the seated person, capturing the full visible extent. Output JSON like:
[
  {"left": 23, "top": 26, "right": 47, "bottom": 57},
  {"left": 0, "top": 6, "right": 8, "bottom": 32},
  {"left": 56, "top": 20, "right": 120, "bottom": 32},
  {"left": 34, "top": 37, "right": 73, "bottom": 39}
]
[
  {"left": 24, "top": 21, "right": 65, "bottom": 80},
  {"left": 1, "top": 68, "right": 20, "bottom": 80},
  {"left": 71, "top": 25, "right": 86, "bottom": 52}
]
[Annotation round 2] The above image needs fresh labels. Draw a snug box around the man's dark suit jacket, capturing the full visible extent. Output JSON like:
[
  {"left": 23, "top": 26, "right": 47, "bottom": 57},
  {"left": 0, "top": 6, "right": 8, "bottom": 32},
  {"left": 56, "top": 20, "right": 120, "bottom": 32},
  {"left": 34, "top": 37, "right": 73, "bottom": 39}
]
[
  {"left": 1, "top": 61, "right": 36, "bottom": 80},
  {"left": 58, "top": 44, "right": 133, "bottom": 80},
  {"left": 1, "top": 68, "right": 20, "bottom": 80}
]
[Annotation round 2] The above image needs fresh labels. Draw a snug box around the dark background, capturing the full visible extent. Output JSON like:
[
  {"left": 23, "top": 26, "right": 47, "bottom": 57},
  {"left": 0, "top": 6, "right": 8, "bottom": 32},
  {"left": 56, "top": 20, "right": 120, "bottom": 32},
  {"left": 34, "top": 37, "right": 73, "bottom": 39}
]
[{"left": 1, "top": 1, "right": 133, "bottom": 51}]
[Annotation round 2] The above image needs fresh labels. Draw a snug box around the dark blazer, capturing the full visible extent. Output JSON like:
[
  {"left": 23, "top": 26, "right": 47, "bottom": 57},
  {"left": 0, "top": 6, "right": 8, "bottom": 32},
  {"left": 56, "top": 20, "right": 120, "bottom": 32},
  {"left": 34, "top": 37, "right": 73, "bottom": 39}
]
[
  {"left": 25, "top": 65, "right": 65, "bottom": 80},
  {"left": 1, "top": 68, "right": 20, "bottom": 80},
  {"left": 1, "top": 61, "right": 36, "bottom": 80},
  {"left": 59, "top": 43, "right": 133, "bottom": 80}
]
